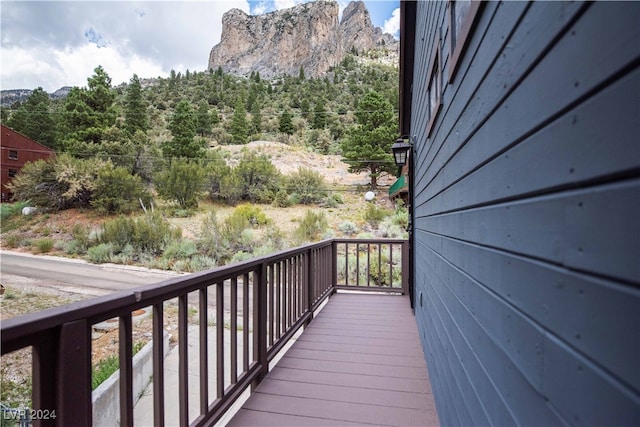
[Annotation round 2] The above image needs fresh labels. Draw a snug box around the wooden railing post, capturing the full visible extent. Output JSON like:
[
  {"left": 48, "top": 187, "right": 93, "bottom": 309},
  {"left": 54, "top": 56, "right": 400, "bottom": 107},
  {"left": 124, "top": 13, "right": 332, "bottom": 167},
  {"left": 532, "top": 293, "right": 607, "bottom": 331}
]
[
  {"left": 56, "top": 320, "right": 91, "bottom": 426},
  {"left": 32, "top": 333, "right": 57, "bottom": 427},
  {"left": 402, "top": 240, "right": 409, "bottom": 295}
]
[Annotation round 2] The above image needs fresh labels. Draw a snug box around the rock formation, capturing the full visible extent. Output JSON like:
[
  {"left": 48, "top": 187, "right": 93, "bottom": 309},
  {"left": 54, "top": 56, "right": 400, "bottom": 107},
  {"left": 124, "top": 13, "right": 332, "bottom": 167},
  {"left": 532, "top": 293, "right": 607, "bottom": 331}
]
[{"left": 208, "top": 0, "right": 398, "bottom": 79}]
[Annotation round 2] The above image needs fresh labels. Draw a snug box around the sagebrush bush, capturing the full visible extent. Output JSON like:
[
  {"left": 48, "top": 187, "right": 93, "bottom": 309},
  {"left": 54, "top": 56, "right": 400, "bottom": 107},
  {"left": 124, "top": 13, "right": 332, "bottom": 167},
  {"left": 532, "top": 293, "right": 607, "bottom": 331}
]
[
  {"left": 163, "top": 240, "right": 198, "bottom": 260},
  {"left": 363, "top": 203, "right": 389, "bottom": 227},
  {"left": 338, "top": 220, "right": 358, "bottom": 236},
  {"left": 294, "top": 210, "right": 328, "bottom": 243},
  {"left": 99, "top": 213, "right": 181, "bottom": 256},
  {"left": 284, "top": 167, "right": 327, "bottom": 204},
  {"left": 87, "top": 243, "right": 115, "bottom": 264}
]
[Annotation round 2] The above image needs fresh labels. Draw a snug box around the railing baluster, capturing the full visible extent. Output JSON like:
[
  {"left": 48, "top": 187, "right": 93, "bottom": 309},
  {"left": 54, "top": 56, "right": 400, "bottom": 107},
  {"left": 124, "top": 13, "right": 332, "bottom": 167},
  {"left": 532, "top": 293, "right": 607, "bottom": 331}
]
[
  {"left": 275, "top": 262, "right": 281, "bottom": 340},
  {"left": 178, "top": 294, "right": 189, "bottom": 426},
  {"left": 356, "top": 243, "right": 360, "bottom": 287},
  {"left": 268, "top": 265, "right": 275, "bottom": 347},
  {"left": 230, "top": 277, "right": 238, "bottom": 385},
  {"left": 199, "top": 287, "right": 209, "bottom": 415},
  {"left": 390, "top": 244, "right": 394, "bottom": 288},
  {"left": 243, "top": 273, "right": 249, "bottom": 372},
  {"left": 378, "top": 244, "right": 382, "bottom": 287},
  {"left": 152, "top": 302, "right": 165, "bottom": 427},
  {"left": 216, "top": 282, "right": 224, "bottom": 399},
  {"left": 367, "top": 243, "right": 371, "bottom": 287},
  {"left": 119, "top": 313, "right": 134, "bottom": 427}
]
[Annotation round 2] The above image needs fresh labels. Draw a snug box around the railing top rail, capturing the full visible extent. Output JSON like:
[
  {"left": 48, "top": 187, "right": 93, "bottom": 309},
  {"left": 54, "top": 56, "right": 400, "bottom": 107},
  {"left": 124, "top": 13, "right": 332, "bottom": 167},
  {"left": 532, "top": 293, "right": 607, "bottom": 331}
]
[
  {"left": 333, "top": 238, "right": 408, "bottom": 244},
  {"left": 2, "top": 238, "right": 407, "bottom": 353}
]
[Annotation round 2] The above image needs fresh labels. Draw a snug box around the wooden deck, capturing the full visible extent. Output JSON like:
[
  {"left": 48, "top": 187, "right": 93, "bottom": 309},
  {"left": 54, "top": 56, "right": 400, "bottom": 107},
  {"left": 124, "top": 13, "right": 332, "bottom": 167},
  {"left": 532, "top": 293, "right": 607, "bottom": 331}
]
[{"left": 228, "top": 293, "right": 439, "bottom": 426}]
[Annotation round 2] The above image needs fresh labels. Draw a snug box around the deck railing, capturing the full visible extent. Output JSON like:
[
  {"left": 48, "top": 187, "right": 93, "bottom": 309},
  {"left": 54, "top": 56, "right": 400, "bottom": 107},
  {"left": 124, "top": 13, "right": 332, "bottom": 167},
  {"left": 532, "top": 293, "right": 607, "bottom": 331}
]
[{"left": 1, "top": 238, "right": 407, "bottom": 426}]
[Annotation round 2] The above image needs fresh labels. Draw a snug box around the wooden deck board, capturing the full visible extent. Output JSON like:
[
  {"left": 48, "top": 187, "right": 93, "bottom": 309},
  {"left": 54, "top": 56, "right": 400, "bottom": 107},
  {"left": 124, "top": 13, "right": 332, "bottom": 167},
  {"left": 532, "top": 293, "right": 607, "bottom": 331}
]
[{"left": 227, "top": 293, "right": 440, "bottom": 426}]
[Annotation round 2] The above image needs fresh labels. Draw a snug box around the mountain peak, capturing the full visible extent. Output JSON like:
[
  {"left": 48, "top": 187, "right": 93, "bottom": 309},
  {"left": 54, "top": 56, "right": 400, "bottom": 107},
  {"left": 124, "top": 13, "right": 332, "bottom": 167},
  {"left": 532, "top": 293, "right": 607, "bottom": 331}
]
[{"left": 208, "top": 0, "right": 397, "bottom": 79}]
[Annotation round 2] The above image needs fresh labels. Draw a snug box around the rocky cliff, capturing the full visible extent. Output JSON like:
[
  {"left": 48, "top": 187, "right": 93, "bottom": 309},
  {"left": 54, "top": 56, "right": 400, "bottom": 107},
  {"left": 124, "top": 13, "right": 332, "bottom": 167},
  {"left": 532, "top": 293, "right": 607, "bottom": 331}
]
[{"left": 208, "top": 0, "right": 398, "bottom": 79}]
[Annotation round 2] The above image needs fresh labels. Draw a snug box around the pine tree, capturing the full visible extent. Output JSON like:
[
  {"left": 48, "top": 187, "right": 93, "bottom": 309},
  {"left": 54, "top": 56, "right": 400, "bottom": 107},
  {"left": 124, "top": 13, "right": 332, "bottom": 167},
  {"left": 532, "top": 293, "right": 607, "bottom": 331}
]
[
  {"left": 230, "top": 98, "right": 248, "bottom": 144},
  {"left": 6, "top": 87, "right": 58, "bottom": 149},
  {"left": 124, "top": 74, "right": 149, "bottom": 136},
  {"left": 60, "top": 65, "right": 117, "bottom": 148},
  {"left": 312, "top": 99, "right": 327, "bottom": 129},
  {"left": 341, "top": 91, "right": 397, "bottom": 189},
  {"left": 251, "top": 103, "right": 262, "bottom": 135},
  {"left": 279, "top": 110, "right": 294, "bottom": 135},
  {"left": 195, "top": 100, "right": 212, "bottom": 137},
  {"left": 163, "top": 100, "right": 204, "bottom": 159}
]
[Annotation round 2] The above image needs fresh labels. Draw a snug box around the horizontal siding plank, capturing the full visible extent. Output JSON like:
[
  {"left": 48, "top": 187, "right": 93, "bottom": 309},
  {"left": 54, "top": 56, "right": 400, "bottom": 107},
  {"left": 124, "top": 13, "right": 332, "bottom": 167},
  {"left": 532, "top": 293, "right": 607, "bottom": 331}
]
[
  {"left": 418, "top": 231, "right": 640, "bottom": 390},
  {"left": 417, "top": 233, "right": 639, "bottom": 424},
  {"left": 418, "top": 2, "right": 640, "bottom": 208},
  {"left": 418, "top": 179, "right": 640, "bottom": 283},
  {"left": 415, "top": 1, "right": 583, "bottom": 196},
  {"left": 421, "top": 66, "right": 640, "bottom": 215}
]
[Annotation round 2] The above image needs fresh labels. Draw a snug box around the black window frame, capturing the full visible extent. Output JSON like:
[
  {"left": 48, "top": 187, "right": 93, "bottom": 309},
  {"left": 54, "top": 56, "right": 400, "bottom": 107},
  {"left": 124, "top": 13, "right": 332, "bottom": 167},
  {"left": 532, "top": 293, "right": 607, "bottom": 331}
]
[
  {"left": 426, "top": 36, "right": 442, "bottom": 137},
  {"left": 447, "top": 0, "right": 483, "bottom": 82},
  {"left": 8, "top": 150, "right": 18, "bottom": 160}
]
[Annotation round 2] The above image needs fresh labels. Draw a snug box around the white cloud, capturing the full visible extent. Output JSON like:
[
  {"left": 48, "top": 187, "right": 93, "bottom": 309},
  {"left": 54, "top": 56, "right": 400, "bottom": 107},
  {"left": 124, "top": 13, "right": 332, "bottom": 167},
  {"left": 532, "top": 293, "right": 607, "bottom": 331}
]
[
  {"left": 382, "top": 7, "right": 401, "bottom": 37},
  {"left": 0, "top": 0, "right": 251, "bottom": 91}
]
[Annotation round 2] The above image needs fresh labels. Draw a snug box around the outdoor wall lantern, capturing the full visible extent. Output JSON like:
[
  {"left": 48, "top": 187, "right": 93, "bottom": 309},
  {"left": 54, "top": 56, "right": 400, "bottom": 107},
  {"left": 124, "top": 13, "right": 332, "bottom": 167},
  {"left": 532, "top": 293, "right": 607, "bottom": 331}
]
[{"left": 391, "top": 135, "right": 412, "bottom": 167}]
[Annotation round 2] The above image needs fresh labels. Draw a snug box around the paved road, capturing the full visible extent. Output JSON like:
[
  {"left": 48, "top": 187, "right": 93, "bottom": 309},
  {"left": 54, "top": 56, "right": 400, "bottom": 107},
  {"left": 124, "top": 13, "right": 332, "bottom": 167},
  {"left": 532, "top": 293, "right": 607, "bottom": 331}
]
[
  {"left": 0, "top": 251, "right": 253, "bottom": 312},
  {"left": 0, "top": 250, "right": 181, "bottom": 294}
]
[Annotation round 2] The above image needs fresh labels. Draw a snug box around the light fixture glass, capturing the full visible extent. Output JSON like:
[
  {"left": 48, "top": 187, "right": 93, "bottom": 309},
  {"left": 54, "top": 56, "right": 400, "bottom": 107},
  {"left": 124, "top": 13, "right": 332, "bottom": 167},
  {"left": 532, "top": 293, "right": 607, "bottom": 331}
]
[{"left": 392, "top": 136, "right": 412, "bottom": 167}]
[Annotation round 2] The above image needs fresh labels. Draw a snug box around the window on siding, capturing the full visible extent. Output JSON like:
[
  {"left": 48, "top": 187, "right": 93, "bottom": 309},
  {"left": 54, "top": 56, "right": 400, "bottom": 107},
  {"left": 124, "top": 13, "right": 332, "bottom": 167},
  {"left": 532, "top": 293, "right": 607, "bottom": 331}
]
[
  {"left": 447, "top": 0, "right": 482, "bottom": 81},
  {"left": 426, "top": 38, "right": 442, "bottom": 137},
  {"left": 8, "top": 169, "right": 18, "bottom": 178},
  {"left": 8, "top": 150, "right": 18, "bottom": 160}
]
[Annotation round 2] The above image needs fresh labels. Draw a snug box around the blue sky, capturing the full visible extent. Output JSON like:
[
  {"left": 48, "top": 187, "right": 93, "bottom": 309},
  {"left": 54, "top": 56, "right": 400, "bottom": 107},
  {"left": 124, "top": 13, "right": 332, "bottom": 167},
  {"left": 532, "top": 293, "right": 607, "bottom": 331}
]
[{"left": 1, "top": 0, "right": 399, "bottom": 92}]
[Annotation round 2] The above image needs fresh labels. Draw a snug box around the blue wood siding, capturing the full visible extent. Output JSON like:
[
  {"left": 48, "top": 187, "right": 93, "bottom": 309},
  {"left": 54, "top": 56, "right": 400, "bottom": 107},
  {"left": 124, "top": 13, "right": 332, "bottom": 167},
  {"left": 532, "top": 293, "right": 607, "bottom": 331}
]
[{"left": 410, "top": 1, "right": 640, "bottom": 425}]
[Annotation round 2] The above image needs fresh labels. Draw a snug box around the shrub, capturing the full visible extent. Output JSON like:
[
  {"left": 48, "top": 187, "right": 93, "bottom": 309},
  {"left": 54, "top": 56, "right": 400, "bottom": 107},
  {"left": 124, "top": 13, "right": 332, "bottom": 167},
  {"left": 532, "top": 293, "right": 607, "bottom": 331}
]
[
  {"left": 284, "top": 167, "right": 327, "bottom": 204},
  {"left": 99, "top": 213, "right": 181, "bottom": 256},
  {"left": 0, "top": 200, "right": 30, "bottom": 221},
  {"left": 92, "top": 163, "right": 151, "bottom": 215},
  {"left": 33, "top": 238, "right": 54, "bottom": 253},
  {"left": 363, "top": 203, "right": 389, "bottom": 227},
  {"left": 4, "top": 234, "right": 20, "bottom": 248},
  {"left": 271, "top": 189, "right": 291, "bottom": 208},
  {"left": 87, "top": 243, "right": 115, "bottom": 264},
  {"left": 155, "top": 159, "right": 206, "bottom": 208},
  {"left": 8, "top": 154, "right": 106, "bottom": 210},
  {"left": 163, "top": 240, "right": 198, "bottom": 260},
  {"left": 323, "top": 193, "right": 343, "bottom": 208},
  {"left": 338, "top": 220, "right": 358, "bottom": 236},
  {"left": 227, "top": 204, "right": 269, "bottom": 227},
  {"left": 294, "top": 210, "right": 328, "bottom": 243}
]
